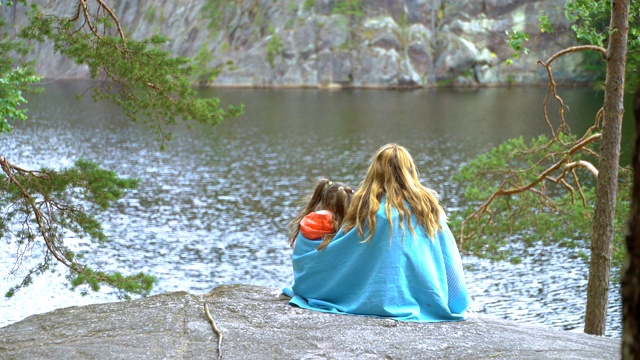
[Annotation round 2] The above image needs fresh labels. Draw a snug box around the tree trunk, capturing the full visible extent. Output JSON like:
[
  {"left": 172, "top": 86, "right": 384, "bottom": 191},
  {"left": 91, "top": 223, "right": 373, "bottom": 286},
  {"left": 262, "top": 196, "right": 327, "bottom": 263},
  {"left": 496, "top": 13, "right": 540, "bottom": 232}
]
[
  {"left": 584, "top": 0, "right": 629, "bottom": 336},
  {"left": 622, "top": 78, "right": 640, "bottom": 359}
]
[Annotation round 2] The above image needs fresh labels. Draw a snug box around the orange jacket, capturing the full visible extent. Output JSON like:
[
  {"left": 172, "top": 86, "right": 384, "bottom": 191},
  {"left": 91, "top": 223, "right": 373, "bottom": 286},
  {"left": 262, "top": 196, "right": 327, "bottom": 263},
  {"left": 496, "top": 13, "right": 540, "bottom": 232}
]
[{"left": 299, "top": 210, "right": 335, "bottom": 240}]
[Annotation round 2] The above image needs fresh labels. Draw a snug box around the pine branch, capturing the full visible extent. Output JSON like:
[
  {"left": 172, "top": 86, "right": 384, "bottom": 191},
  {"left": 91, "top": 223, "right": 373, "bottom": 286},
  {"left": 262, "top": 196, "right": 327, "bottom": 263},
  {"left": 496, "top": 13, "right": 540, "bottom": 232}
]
[
  {"left": 458, "top": 44, "right": 611, "bottom": 248},
  {"left": 0, "top": 155, "right": 155, "bottom": 298}
]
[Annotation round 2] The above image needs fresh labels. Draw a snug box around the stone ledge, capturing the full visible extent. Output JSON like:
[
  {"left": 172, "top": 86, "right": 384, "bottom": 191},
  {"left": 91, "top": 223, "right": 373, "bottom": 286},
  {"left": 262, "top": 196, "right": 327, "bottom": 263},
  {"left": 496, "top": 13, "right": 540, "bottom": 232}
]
[{"left": 0, "top": 284, "right": 620, "bottom": 359}]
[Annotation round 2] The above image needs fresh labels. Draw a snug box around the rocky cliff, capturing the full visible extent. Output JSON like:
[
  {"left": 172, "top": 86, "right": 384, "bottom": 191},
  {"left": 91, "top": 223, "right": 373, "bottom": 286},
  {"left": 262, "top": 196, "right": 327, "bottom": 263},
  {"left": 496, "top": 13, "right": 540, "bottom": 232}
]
[
  {"left": 2, "top": 0, "right": 591, "bottom": 87},
  {"left": 0, "top": 285, "right": 621, "bottom": 359}
]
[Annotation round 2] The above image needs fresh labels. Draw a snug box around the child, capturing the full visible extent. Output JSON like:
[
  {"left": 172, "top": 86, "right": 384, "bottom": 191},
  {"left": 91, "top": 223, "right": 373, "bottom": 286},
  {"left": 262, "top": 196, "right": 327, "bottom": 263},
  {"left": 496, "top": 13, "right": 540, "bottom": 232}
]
[{"left": 288, "top": 178, "right": 354, "bottom": 250}]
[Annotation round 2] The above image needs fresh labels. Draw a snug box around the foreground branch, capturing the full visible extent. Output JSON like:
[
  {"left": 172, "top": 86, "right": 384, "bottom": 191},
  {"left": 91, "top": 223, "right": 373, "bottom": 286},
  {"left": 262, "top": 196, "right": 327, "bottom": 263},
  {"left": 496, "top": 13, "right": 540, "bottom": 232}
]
[
  {"left": 0, "top": 156, "right": 75, "bottom": 270},
  {"left": 565, "top": 160, "right": 599, "bottom": 177},
  {"left": 93, "top": 0, "right": 126, "bottom": 44},
  {"left": 0, "top": 155, "right": 154, "bottom": 298},
  {"left": 540, "top": 45, "right": 607, "bottom": 66},
  {"left": 537, "top": 45, "right": 607, "bottom": 137},
  {"left": 459, "top": 44, "right": 611, "bottom": 247},
  {"left": 74, "top": 0, "right": 126, "bottom": 45},
  {"left": 459, "top": 142, "right": 600, "bottom": 244}
]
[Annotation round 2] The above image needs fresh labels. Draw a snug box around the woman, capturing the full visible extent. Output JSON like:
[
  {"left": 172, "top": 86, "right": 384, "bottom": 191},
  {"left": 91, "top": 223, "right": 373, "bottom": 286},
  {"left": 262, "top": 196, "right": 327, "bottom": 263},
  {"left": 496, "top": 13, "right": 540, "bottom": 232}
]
[{"left": 283, "top": 143, "right": 470, "bottom": 322}]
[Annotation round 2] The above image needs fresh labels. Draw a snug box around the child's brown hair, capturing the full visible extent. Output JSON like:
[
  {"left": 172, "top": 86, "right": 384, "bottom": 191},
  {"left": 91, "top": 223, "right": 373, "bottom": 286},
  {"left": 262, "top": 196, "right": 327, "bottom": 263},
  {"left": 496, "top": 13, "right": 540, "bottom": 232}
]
[{"left": 288, "top": 178, "right": 354, "bottom": 250}]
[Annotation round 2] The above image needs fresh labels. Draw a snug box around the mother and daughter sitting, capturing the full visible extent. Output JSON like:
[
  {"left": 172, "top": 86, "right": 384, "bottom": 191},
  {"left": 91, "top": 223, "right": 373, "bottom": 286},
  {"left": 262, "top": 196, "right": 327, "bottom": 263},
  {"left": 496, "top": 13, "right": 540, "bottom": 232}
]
[{"left": 283, "top": 143, "right": 470, "bottom": 322}]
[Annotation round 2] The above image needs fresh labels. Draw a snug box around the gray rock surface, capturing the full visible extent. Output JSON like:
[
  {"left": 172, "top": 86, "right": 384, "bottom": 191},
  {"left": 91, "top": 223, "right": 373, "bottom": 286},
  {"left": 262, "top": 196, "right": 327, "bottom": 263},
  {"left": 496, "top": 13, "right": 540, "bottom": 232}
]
[
  {"left": 0, "top": 285, "right": 620, "bottom": 360},
  {"left": 0, "top": 0, "right": 590, "bottom": 87}
]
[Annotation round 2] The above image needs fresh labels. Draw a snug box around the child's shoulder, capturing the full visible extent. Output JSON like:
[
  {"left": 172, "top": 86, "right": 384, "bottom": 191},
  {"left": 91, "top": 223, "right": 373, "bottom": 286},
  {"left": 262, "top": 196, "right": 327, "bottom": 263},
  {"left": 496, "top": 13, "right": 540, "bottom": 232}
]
[
  {"left": 300, "top": 210, "right": 335, "bottom": 240},
  {"left": 301, "top": 210, "right": 334, "bottom": 224}
]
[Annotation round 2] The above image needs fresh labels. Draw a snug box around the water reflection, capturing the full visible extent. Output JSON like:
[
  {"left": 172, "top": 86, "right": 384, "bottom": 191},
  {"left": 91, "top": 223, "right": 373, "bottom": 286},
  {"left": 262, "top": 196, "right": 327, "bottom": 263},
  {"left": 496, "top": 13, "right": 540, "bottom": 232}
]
[{"left": 0, "top": 81, "right": 629, "bottom": 337}]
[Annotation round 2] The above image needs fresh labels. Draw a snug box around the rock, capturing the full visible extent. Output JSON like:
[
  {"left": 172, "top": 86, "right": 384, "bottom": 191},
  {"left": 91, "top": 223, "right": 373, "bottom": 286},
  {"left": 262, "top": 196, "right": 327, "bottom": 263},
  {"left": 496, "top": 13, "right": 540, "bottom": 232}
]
[
  {"left": 318, "top": 15, "right": 350, "bottom": 50},
  {"left": 0, "top": 285, "right": 620, "bottom": 360},
  {"left": 433, "top": 33, "right": 480, "bottom": 82},
  {"left": 371, "top": 32, "right": 402, "bottom": 52},
  {"left": 0, "top": 0, "right": 589, "bottom": 87}
]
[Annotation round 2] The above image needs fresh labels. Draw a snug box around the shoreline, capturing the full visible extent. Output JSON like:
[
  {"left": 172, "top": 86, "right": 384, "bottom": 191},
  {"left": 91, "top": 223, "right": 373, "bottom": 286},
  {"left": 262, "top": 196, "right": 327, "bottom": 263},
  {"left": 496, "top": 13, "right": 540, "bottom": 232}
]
[{"left": 39, "top": 77, "right": 598, "bottom": 91}]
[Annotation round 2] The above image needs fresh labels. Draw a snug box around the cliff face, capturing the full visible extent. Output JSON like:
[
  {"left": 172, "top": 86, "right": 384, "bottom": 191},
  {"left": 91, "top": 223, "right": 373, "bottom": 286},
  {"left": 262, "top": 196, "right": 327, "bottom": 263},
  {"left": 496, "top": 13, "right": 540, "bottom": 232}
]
[{"left": 2, "top": 0, "right": 590, "bottom": 87}]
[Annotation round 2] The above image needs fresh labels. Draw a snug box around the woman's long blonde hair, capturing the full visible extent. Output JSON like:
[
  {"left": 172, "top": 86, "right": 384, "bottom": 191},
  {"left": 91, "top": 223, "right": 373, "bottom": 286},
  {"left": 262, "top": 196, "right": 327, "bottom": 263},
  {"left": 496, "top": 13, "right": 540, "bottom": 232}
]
[{"left": 342, "top": 143, "right": 444, "bottom": 242}]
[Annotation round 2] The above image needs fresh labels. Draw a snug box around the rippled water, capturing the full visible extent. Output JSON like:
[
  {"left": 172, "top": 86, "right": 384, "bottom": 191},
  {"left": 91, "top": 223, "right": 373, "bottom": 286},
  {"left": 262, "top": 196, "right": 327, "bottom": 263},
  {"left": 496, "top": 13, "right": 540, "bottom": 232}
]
[{"left": 0, "top": 81, "right": 631, "bottom": 336}]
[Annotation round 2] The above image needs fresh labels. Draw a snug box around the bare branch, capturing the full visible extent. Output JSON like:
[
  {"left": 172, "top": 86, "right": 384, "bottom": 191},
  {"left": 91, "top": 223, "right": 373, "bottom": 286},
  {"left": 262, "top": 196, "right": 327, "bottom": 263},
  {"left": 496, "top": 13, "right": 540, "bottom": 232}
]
[
  {"left": 78, "top": 0, "right": 101, "bottom": 41},
  {"left": 572, "top": 168, "right": 588, "bottom": 207},
  {"left": 459, "top": 134, "right": 601, "bottom": 246},
  {"left": 570, "top": 134, "right": 601, "bottom": 155},
  {"left": 204, "top": 303, "right": 223, "bottom": 360},
  {"left": 536, "top": 45, "right": 607, "bottom": 138},
  {"left": 566, "top": 160, "right": 599, "bottom": 177},
  {"left": 539, "top": 60, "right": 561, "bottom": 137},
  {"left": 541, "top": 45, "right": 608, "bottom": 66},
  {"left": 94, "top": 0, "right": 126, "bottom": 44},
  {"left": 69, "top": 2, "right": 82, "bottom": 22}
]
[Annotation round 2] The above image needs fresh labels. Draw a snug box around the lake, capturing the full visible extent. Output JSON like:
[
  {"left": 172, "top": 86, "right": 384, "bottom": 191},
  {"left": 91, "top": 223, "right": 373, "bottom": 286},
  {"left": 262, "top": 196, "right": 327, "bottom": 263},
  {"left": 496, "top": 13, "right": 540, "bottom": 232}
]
[{"left": 0, "top": 80, "right": 634, "bottom": 337}]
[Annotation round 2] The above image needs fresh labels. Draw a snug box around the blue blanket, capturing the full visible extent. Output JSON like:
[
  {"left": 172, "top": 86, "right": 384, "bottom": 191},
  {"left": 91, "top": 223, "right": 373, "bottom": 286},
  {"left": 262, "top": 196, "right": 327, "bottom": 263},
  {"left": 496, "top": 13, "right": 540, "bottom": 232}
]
[{"left": 283, "top": 198, "right": 470, "bottom": 322}]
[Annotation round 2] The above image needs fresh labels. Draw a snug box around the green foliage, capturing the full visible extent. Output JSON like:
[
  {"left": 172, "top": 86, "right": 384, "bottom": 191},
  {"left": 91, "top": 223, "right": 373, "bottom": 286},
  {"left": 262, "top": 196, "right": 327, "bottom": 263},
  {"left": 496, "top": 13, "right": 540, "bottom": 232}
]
[
  {"left": 564, "top": 0, "right": 640, "bottom": 89},
  {"left": 1, "top": 158, "right": 155, "bottom": 298},
  {"left": 287, "top": 0, "right": 297, "bottom": 13},
  {"left": 452, "top": 134, "right": 631, "bottom": 271},
  {"left": 564, "top": 0, "right": 612, "bottom": 47},
  {"left": 265, "top": 27, "right": 283, "bottom": 68},
  {"left": 332, "top": 0, "right": 364, "bottom": 18},
  {"left": 190, "top": 43, "right": 231, "bottom": 86},
  {"left": 0, "top": 0, "right": 243, "bottom": 299},
  {"left": 285, "top": 0, "right": 298, "bottom": 29},
  {"left": 0, "top": 67, "right": 41, "bottom": 132},
  {"left": 253, "top": 6, "right": 263, "bottom": 30},
  {"left": 192, "top": 44, "right": 213, "bottom": 84},
  {"left": 68, "top": 158, "right": 140, "bottom": 209},
  {"left": 2, "top": 1, "right": 26, "bottom": 7},
  {"left": 202, "top": 0, "right": 228, "bottom": 31},
  {"left": 144, "top": 5, "right": 156, "bottom": 22},
  {"left": 285, "top": 18, "right": 295, "bottom": 30},
  {"left": 0, "top": 16, "right": 42, "bottom": 133},
  {"left": 69, "top": 269, "right": 156, "bottom": 300},
  {"left": 504, "top": 11, "right": 552, "bottom": 65},
  {"left": 18, "top": 2, "right": 243, "bottom": 148},
  {"left": 505, "top": 2, "right": 639, "bottom": 89},
  {"left": 505, "top": 30, "right": 530, "bottom": 65},
  {"left": 303, "top": 0, "right": 315, "bottom": 11},
  {"left": 397, "top": 12, "right": 408, "bottom": 29},
  {"left": 538, "top": 11, "right": 553, "bottom": 34}
]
